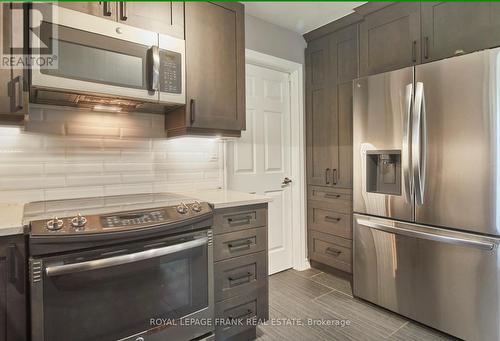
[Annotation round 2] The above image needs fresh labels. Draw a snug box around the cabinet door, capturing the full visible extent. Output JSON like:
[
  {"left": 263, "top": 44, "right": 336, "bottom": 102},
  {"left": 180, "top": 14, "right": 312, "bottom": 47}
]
[
  {"left": 337, "top": 82, "right": 353, "bottom": 189},
  {"left": 332, "top": 25, "right": 357, "bottom": 188},
  {"left": 116, "top": 2, "right": 184, "bottom": 39},
  {"left": 360, "top": 2, "right": 420, "bottom": 76},
  {"left": 184, "top": 2, "right": 245, "bottom": 131},
  {"left": 0, "top": 3, "right": 27, "bottom": 124},
  {"left": 306, "top": 36, "right": 338, "bottom": 186},
  {"left": 0, "top": 235, "right": 26, "bottom": 341},
  {"left": 421, "top": 2, "right": 495, "bottom": 62},
  {"left": 335, "top": 25, "right": 359, "bottom": 84},
  {"left": 57, "top": 2, "right": 117, "bottom": 20}
]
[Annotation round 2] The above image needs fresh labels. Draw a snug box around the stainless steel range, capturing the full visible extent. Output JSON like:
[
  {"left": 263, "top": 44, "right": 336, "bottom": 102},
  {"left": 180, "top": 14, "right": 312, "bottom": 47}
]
[{"left": 24, "top": 193, "right": 214, "bottom": 341}]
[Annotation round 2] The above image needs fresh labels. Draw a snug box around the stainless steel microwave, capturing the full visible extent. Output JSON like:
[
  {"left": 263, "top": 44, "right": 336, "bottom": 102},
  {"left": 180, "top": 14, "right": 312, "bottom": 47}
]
[{"left": 29, "top": 3, "right": 185, "bottom": 113}]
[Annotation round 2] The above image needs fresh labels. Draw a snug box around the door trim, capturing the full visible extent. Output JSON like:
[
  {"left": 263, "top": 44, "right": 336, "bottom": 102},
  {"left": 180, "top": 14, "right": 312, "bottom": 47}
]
[{"left": 239, "top": 49, "right": 308, "bottom": 271}]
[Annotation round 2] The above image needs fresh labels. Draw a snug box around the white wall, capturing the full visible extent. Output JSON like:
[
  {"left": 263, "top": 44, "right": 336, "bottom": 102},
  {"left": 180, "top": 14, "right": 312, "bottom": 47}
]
[
  {"left": 0, "top": 107, "right": 223, "bottom": 203},
  {"left": 245, "top": 14, "right": 307, "bottom": 65}
]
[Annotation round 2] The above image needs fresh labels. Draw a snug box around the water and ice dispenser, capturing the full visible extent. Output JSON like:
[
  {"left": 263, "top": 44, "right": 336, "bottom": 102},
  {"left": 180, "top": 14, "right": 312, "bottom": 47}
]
[{"left": 366, "top": 151, "right": 401, "bottom": 195}]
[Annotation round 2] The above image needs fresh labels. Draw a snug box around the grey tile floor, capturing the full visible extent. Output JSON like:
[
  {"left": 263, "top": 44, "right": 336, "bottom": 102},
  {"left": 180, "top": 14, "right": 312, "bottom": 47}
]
[{"left": 256, "top": 268, "right": 457, "bottom": 341}]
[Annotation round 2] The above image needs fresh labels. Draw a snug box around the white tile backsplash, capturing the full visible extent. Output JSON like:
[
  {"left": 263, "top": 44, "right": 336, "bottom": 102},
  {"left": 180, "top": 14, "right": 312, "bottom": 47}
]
[{"left": 0, "top": 106, "right": 223, "bottom": 203}]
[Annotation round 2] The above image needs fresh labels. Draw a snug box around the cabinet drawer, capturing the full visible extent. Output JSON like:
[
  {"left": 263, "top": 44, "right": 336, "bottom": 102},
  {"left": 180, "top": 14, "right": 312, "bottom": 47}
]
[
  {"left": 214, "top": 205, "right": 267, "bottom": 235},
  {"left": 308, "top": 230, "right": 352, "bottom": 273},
  {"left": 215, "top": 251, "right": 267, "bottom": 302},
  {"left": 308, "top": 205, "right": 352, "bottom": 239},
  {"left": 215, "top": 287, "right": 268, "bottom": 341},
  {"left": 214, "top": 227, "right": 266, "bottom": 261},
  {"left": 308, "top": 186, "right": 352, "bottom": 213}
]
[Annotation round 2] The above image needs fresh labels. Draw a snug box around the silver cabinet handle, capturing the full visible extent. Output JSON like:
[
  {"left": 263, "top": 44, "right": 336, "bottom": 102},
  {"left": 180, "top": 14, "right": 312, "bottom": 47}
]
[
  {"left": 228, "top": 271, "right": 252, "bottom": 282},
  {"left": 332, "top": 168, "right": 338, "bottom": 185},
  {"left": 357, "top": 219, "right": 496, "bottom": 251},
  {"left": 147, "top": 46, "right": 160, "bottom": 92},
  {"left": 325, "top": 216, "right": 341, "bottom": 223},
  {"left": 119, "top": 2, "right": 127, "bottom": 21},
  {"left": 228, "top": 239, "right": 253, "bottom": 251},
  {"left": 229, "top": 309, "right": 253, "bottom": 321},
  {"left": 412, "top": 40, "right": 417, "bottom": 63},
  {"left": 412, "top": 82, "right": 427, "bottom": 205},
  {"left": 325, "top": 247, "right": 342, "bottom": 256},
  {"left": 403, "top": 83, "right": 413, "bottom": 204},
  {"left": 324, "top": 193, "right": 341, "bottom": 199},
  {"left": 101, "top": 2, "right": 112, "bottom": 16},
  {"left": 424, "top": 36, "right": 429, "bottom": 59},
  {"left": 45, "top": 237, "right": 208, "bottom": 277},
  {"left": 15, "top": 75, "right": 24, "bottom": 111},
  {"left": 325, "top": 168, "right": 330, "bottom": 185},
  {"left": 190, "top": 99, "right": 195, "bottom": 124},
  {"left": 227, "top": 215, "right": 251, "bottom": 225}
]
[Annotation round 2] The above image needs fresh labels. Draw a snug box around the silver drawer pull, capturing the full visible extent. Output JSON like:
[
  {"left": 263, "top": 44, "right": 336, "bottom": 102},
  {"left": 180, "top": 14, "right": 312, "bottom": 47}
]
[
  {"left": 325, "top": 216, "right": 341, "bottom": 223},
  {"left": 228, "top": 271, "right": 252, "bottom": 283},
  {"left": 325, "top": 247, "right": 342, "bottom": 257},
  {"left": 229, "top": 309, "right": 253, "bottom": 321},
  {"left": 324, "top": 194, "right": 341, "bottom": 199},
  {"left": 228, "top": 239, "right": 253, "bottom": 251},
  {"left": 227, "top": 215, "right": 252, "bottom": 225}
]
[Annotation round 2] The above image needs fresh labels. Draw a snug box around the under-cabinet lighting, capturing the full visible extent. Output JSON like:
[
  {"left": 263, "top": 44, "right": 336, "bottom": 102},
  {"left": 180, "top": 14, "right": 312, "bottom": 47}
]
[{"left": 92, "top": 105, "right": 123, "bottom": 113}]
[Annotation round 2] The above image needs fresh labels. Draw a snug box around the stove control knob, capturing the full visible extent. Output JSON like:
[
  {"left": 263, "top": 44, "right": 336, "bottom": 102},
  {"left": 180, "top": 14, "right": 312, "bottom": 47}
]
[
  {"left": 46, "top": 217, "right": 63, "bottom": 231},
  {"left": 191, "top": 201, "right": 202, "bottom": 213},
  {"left": 71, "top": 214, "right": 87, "bottom": 228},
  {"left": 176, "top": 202, "right": 188, "bottom": 214}
]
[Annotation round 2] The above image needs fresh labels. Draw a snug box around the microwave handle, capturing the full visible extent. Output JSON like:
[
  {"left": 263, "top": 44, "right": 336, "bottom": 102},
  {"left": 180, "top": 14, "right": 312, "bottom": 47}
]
[
  {"left": 45, "top": 237, "right": 208, "bottom": 277},
  {"left": 148, "top": 46, "right": 160, "bottom": 92}
]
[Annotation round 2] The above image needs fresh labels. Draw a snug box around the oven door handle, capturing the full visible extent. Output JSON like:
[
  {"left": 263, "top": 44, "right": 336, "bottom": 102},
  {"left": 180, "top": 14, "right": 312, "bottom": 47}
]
[{"left": 45, "top": 237, "right": 208, "bottom": 277}]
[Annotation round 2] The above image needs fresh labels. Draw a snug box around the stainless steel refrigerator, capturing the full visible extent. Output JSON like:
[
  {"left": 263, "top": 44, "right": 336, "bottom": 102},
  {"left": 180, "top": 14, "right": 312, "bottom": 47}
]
[{"left": 353, "top": 47, "right": 500, "bottom": 341}]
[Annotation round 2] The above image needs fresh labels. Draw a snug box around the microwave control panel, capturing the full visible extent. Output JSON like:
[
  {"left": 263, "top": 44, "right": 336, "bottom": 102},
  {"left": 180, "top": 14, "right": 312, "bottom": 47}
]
[{"left": 160, "top": 50, "right": 182, "bottom": 94}]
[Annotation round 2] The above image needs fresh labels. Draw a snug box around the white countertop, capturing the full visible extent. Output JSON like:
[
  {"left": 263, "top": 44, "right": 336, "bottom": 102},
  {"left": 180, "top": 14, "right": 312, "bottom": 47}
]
[
  {"left": 0, "top": 189, "right": 271, "bottom": 237},
  {"left": 179, "top": 189, "right": 272, "bottom": 209},
  {"left": 0, "top": 203, "right": 25, "bottom": 236}
]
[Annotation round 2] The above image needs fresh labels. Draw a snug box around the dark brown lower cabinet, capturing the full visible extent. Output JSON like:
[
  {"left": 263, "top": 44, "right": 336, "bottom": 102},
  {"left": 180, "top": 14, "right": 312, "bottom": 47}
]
[
  {"left": 308, "top": 186, "right": 353, "bottom": 274},
  {"left": 0, "top": 235, "right": 27, "bottom": 341},
  {"left": 213, "top": 204, "right": 268, "bottom": 341}
]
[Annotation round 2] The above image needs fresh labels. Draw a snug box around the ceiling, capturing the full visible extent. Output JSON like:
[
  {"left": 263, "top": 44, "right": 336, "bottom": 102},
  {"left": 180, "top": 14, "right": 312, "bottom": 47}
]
[{"left": 244, "top": 2, "right": 365, "bottom": 35}]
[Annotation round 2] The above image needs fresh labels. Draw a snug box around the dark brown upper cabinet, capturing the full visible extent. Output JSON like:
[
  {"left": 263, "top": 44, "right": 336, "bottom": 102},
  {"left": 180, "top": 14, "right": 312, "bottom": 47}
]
[
  {"left": 0, "top": 235, "right": 27, "bottom": 341},
  {"left": 360, "top": 2, "right": 421, "bottom": 76},
  {"left": 166, "top": 2, "right": 245, "bottom": 137},
  {"left": 0, "top": 3, "right": 27, "bottom": 125},
  {"left": 58, "top": 2, "right": 184, "bottom": 39},
  {"left": 421, "top": 2, "right": 499, "bottom": 62},
  {"left": 306, "top": 24, "right": 358, "bottom": 188},
  {"left": 57, "top": 2, "right": 118, "bottom": 20},
  {"left": 113, "top": 2, "right": 184, "bottom": 39}
]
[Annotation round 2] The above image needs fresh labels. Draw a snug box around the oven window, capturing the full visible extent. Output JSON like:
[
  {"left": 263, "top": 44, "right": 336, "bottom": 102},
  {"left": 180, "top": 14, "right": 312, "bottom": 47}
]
[
  {"left": 42, "top": 244, "right": 208, "bottom": 341},
  {"left": 48, "top": 40, "right": 144, "bottom": 88}
]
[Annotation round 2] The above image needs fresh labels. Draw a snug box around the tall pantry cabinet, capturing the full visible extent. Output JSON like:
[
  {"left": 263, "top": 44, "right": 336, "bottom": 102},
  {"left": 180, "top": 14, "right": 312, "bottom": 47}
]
[{"left": 305, "top": 23, "right": 358, "bottom": 274}]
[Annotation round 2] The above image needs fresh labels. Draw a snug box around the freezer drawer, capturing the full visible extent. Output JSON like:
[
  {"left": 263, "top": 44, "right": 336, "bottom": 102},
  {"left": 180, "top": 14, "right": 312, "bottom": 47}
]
[{"left": 353, "top": 214, "right": 500, "bottom": 341}]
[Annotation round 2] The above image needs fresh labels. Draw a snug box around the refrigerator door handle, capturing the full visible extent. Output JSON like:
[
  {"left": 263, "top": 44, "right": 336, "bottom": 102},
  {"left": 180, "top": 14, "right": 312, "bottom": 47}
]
[
  {"left": 413, "top": 82, "right": 427, "bottom": 205},
  {"left": 357, "top": 218, "right": 496, "bottom": 251},
  {"left": 403, "top": 83, "right": 413, "bottom": 204}
]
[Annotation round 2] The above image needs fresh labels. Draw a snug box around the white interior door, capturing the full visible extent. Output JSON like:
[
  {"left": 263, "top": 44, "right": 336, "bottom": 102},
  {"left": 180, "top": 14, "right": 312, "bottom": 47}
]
[{"left": 227, "top": 63, "right": 293, "bottom": 274}]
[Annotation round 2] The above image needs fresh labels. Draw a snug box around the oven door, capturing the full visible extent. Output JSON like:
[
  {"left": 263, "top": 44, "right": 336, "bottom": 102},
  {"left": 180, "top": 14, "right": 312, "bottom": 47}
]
[
  {"left": 30, "top": 230, "right": 214, "bottom": 341},
  {"left": 30, "top": 4, "right": 184, "bottom": 105}
]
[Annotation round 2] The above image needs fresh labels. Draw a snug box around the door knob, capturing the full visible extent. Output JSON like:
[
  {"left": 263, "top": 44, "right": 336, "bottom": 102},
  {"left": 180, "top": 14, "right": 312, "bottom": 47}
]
[{"left": 282, "top": 177, "right": 292, "bottom": 185}]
